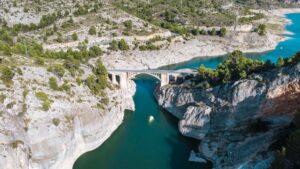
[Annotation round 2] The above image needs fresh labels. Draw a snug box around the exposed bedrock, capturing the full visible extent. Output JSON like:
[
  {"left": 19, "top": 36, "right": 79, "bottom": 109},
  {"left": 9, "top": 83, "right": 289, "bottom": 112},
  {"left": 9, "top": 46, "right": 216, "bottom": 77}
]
[{"left": 155, "top": 63, "right": 300, "bottom": 169}]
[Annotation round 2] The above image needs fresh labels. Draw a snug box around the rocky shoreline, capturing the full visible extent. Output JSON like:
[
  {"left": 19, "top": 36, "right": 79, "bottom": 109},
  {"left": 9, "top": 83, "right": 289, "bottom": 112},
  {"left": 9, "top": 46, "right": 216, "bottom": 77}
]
[
  {"left": 65, "top": 8, "right": 300, "bottom": 169},
  {"left": 102, "top": 8, "right": 300, "bottom": 70},
  {"left": 154, "top": 61, "right": 300, "bottom": 169},
  {"left": 66, "top": 8, "right": 300, "bottom": 169},
  {"left": 15, "top": 8, "right": 300, "bottom": 169}
]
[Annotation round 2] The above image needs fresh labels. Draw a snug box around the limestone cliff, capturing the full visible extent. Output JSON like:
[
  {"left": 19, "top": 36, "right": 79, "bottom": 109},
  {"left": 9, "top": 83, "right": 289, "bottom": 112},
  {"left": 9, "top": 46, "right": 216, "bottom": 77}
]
[
  {"left": 155, "top": 63, "right": 300, "bottom": 169},
  {"left": 0, "top": 62, "right": 135, "bottom": 169}
]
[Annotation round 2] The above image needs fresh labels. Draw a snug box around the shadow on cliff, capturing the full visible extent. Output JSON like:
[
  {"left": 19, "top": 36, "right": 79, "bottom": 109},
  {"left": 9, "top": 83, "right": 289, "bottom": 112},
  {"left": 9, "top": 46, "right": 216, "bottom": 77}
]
[{"left": 160, "top": 108, "right": 213, "bottom": 169}]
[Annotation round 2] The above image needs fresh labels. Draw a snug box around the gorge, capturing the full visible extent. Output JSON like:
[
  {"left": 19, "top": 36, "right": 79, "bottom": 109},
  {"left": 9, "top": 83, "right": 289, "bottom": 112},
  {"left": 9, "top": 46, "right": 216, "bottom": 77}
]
[{"left": 73, "top": 13, "right": 300, "bottom": 169}]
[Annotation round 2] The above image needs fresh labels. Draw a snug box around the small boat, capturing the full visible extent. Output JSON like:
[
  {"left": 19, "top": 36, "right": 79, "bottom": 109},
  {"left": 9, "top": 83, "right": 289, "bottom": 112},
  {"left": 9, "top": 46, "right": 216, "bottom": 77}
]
[{"left": 148, "top": 116, "right": 155, "bottom": 123}]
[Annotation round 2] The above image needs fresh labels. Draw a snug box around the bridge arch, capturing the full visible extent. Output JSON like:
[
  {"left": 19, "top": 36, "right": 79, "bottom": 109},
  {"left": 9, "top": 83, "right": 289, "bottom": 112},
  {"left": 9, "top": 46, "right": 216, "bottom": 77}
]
[
  {"left": 128, "top": 72, "right": 161, "bottom": 82},
  {"left": 107, "top": 69, "right": 197, "bottom": 89}
]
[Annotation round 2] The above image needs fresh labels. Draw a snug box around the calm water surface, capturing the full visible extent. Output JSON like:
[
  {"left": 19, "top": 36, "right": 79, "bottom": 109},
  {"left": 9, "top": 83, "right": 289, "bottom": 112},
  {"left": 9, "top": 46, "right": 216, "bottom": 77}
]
[{"left": 73, "top": 13, "right": 300, "bottom": 169}]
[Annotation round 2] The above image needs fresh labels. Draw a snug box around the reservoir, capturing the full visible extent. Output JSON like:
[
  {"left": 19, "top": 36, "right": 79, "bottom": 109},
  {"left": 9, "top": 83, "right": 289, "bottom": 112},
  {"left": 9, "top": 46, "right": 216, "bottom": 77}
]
[{"left": 73, "top": 13, "right": 300, "bottom": 169}]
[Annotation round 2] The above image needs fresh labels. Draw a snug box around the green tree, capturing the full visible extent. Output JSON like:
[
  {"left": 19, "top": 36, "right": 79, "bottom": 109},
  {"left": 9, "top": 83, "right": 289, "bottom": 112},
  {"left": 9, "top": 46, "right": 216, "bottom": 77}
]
[
  {"left": 198, "top": 64, "right": 206, "bottom": 77},
  {"left": 88, "top": 26, "right": 97, "bottom": 35},
  {"left": 88, "top": 46, "right": 103, "bottom": 57}
]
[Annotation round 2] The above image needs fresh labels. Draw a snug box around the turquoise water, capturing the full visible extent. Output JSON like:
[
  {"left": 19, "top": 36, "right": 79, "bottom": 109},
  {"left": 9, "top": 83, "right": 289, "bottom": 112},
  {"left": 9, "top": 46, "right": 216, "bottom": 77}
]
[
  {"left": 74, "top": 76, "right": 209, "bottom": 169},
  {"left": 162, "top": 13, "right": 300, "bottom": 70},
  {"left": 73, "top": 13, "right": 300, "bottom": 169}
]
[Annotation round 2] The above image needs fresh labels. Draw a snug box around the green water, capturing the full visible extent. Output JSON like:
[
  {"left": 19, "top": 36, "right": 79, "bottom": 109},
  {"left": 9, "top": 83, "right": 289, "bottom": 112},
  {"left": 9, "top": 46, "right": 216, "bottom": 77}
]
[
  {"left": 73, "top": 13, "right": 300, "bottom": 169},
  {"left": 73, "top": 76, "right": 208, "bottom": 169}
]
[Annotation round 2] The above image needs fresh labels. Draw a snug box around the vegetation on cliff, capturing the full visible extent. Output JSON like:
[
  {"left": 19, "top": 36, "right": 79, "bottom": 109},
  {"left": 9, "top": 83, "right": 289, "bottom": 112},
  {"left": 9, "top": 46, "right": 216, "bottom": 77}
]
[
  {"left": 113, "top": 0, "right": 282, "bottom": 36},
  {"left": 195, "top": 50, "right": 300, "bottom": 89}
]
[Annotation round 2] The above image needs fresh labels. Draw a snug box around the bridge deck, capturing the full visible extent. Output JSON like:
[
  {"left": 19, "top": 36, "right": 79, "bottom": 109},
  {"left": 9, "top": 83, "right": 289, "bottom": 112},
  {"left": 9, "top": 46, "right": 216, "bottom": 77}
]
[{"left": 108, "top": 69, "right": 198, "bottom": 74}]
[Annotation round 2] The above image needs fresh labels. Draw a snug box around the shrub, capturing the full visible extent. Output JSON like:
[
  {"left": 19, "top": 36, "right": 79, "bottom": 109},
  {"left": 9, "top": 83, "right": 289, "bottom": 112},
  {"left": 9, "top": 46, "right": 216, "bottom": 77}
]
[
  {"left": 209, "top": 28, "right": 217, "bottom": 36},
  {"left": 277, "top": 57, "right": 285, "bottom": 67},
  {"left": 256, "top": 24, "right": 267, "bottom": 36},
  {"left": 0, "top": 94, "right": 6, "bottom": 103},
  {"left": 35, "top": 57, "right": 45, "bottom": 65},
  {"left": 89, "top": 46, "right": 103, "bottom": 58},
  {"left": 88, "top": 26, "right": 97, "bottom": 35},
  {"left": 118, "top": 39, "right": 129, "bottom": 51},
  {"left": 139, "top": 43, "right": 160, "bottom": 51},
  {"left": 85, "top": 60, "right": 108, "bottom": 95},
  {"left": 48, "top": 64, "right": 65, "bottom": 77},
  {"left": 61, "top": 82, "right": 71, "bottom": 92},
  {"left": 76, "top": 78, "right": 82, "bottom": 85},
  {"left": 49, "top": 77, "right": 59, "bottom": 90},
  {"left": 219, "top": 27, "right": 227, "bottom": 37},
  {"left": 101, "top": 97, "right": 109, "bottom": 105},
  {"left": 1, "top": 66, "right": 14, "bottom": 82},
  {"left": 72, "top": 32, "right": 78, "bottom": 41},
  {"left": 123, "top": 20, "right": 133, "bottom": 30},
  {"left": 35, "top": 91, "right": 52, "bottom": 111},
  {"left": 52, "top": 118, "right": 60, "bottom": 126},
  {"left": 110, "top": 40, "right": 118, "bottom": 51}
]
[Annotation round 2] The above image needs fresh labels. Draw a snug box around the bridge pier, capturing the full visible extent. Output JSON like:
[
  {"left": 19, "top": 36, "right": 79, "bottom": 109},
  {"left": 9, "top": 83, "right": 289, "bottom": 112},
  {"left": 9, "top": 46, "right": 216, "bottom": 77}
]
[
  {"left": 111, "top": 74, "right": 117, "bottom": 84},
  {"left": 160, "top": 73, "right": 169, "bottom": 86},
  {"left": 119, "top": 72, "right": 128, "bottom": 89}
]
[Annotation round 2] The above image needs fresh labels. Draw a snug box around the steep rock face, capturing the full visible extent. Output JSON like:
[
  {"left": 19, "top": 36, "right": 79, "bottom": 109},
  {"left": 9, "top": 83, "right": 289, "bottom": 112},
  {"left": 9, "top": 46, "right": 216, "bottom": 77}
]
[
  {"left": 155, "top": 63, "right": 300, "bottom": 169},
  {"left": 0, "top": 65, "right": 135, "bottom": 169}
]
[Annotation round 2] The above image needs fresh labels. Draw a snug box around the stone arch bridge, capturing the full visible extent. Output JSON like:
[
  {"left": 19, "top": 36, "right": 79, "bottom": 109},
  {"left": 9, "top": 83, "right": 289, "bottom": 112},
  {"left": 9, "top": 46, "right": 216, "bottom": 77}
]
[{"left": 108, "top": 69, "right": 198, "bottom": 89}]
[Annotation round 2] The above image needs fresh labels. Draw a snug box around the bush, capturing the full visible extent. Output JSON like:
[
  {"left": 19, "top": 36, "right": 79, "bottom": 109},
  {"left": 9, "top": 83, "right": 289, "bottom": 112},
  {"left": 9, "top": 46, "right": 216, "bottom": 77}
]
[
  {"left": 256, "top": 24, "right": 267, "bottom": 36},
  {"left": 35, "top": 91, "right": 52, "bottom": 111},
  {"left": 101, "top": 97, "right": 109, "bottom": 106},
  {"left": 1, "top": 66, "right": 14, "bottom": 82},
  {"left": 0, "top": 94, "right": 6, "bottom": 103},
  {"left": 52, "top": 118, "right": 60, "bottom": 126},
  {"left": 72, "top": 32, "right": 78, "bottom": 41},
  {"left": 85, "top": 60, "right": 108, "bottom": 95},
  {"left": 118, "top": 39, "right": 129, "bottom": 51},
  {"left": 47, "top": 64, "right": 65, "bottom": 77},
  {"left": 123, "top": 20, "right": 133, "bottom": 30},
  {"left": 35, "top": 57, "right": 45, "bottom": 65},
  {"left": 219, "top": 27, "right": 227, "bottom": 37},
  {"left": 110, "top": 40, "right": 118, "bottom": 51},
  {"left": 139, "top": 43, "right": 160, "bottom": 51},
  {"left": 49, "top": 77, "right": 59, "bottom": 90},
  {"left": 89, "top": 46, "right": 103, "bottom": 57},
  {"left": 88, "top": 26, "right": 97, "bottom": 35},
  {"left": 277, "top": 57, "right": 285, "bottom": 67}
]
